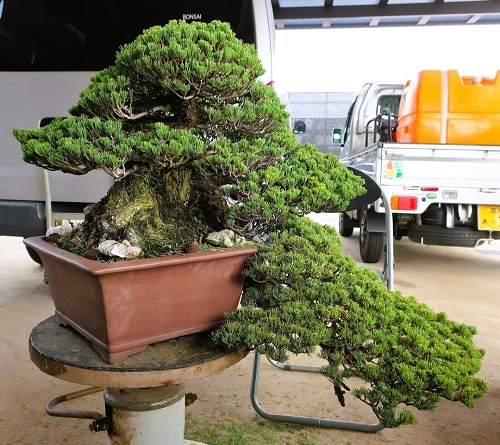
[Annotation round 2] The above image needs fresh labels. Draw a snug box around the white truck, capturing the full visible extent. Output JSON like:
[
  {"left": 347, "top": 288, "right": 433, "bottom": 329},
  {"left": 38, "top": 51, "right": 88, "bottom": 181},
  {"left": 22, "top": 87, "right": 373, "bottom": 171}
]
[{"left": 337, "top": 76, "right": 500, "bottom": 263}]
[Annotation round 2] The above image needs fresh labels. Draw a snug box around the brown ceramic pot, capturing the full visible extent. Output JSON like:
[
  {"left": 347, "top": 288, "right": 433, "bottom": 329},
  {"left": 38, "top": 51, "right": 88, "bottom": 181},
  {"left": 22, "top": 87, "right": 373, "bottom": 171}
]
[{"left": 24, "top": 236, "right": 258, "bottom": 364}]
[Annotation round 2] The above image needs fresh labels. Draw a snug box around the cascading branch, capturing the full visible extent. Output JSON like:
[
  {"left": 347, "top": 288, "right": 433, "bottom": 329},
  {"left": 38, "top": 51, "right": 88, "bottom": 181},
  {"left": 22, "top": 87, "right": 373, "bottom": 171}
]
[
  {"left": 13, "top": 19, "right": 487, "bottom": 426},
  {"left": 213, "top": 217, "right": 487, "bottom": 427}
]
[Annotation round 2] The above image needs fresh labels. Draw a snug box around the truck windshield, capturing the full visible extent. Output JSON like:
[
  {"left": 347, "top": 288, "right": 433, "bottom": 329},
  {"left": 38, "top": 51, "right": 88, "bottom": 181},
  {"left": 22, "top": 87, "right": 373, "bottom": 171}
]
[{"left": 0, "top": 0, "right": 255, "bottom": 71}]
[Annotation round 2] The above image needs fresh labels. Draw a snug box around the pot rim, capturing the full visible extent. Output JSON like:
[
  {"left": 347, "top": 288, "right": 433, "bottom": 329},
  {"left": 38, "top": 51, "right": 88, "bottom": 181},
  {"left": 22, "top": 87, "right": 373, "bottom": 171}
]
[{"left": 24, "top": 235, "right": 259, "bottom": 276}]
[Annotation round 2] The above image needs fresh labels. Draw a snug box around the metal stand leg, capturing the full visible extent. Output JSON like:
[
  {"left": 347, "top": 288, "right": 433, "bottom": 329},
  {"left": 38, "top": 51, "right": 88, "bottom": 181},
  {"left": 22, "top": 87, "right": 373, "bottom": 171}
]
[
  {"left": 266, "top": 356, "right": 321, "bottom": 373},
  {"left": 380, "top": 189, "right": 394, "bottom": 292},
  {"left": 251, "top": 352, "right": 384, "bottom": 432}
]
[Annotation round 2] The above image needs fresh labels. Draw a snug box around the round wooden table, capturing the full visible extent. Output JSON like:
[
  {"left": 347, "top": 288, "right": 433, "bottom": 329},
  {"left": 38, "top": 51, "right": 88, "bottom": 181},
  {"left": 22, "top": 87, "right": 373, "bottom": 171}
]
[{"left": 29, "top": 316, "right": 247, "bottom": 445}]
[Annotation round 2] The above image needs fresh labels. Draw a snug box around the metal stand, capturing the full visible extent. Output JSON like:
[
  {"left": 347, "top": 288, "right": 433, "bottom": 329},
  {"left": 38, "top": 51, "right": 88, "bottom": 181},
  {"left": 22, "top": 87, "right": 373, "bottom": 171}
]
[
  {"left": 249, "top": 190, "right": 394, "bottom": 431},
  {"left": 30, "top": 316, "right": 247, "bottom": 445},
  {"left": 251, "top": 352, "right": 385, "bottom": 432}
]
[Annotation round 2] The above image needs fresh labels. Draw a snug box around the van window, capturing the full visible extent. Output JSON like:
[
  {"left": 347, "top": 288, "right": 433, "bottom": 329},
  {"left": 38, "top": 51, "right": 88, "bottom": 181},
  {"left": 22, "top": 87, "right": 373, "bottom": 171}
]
[{"left": 0, "top": 0, "right": 255, "bottom": 71}]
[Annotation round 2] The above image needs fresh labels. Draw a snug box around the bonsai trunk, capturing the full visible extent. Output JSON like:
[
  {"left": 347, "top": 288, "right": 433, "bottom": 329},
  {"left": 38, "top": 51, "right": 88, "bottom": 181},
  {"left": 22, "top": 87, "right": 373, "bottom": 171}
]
[{"left": 63, "top": 168, "right": 211, "bottom": 257}]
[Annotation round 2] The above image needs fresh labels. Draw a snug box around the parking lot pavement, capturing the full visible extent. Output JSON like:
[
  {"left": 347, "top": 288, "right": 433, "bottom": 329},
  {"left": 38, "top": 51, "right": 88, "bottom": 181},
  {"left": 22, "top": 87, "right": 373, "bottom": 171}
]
[{"left": 1, "top": 228, "right": 499, "bottom": 445}]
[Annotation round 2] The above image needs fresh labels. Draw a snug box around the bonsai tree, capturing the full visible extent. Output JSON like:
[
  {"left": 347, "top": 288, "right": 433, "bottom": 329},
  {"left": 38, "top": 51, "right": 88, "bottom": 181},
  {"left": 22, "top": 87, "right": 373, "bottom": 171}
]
[{"left": 14, "top": 20, "right": 487, "bottom": 427}]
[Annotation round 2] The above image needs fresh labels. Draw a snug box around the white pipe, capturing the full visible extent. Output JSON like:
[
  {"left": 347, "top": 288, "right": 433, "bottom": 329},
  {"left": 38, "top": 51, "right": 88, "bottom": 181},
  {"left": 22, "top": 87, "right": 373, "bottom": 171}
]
[
  {"left": 42, "top": 169, "right": 52, "bottom": 232},
  {"left": 108, "top": 400, "right": 185, "bottom": 445},
  {"left": 104, "top": 386, "right": 191, "bottom": 445}
]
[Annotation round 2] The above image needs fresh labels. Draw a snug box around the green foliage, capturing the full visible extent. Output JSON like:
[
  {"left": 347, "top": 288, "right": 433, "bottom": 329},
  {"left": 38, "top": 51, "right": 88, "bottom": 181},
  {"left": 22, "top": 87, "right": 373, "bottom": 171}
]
[
  {"left": 212, "top": 217, "right": 488, "bottom": 427},
  {"left": 14, "top": 117, "right": 206, "bottom": 177},
  {"left": 68, "top": 20, "right": 271, "bottom": 131},
  {"left": 13, "top": 19, "right": 487, "bottom": 427}
]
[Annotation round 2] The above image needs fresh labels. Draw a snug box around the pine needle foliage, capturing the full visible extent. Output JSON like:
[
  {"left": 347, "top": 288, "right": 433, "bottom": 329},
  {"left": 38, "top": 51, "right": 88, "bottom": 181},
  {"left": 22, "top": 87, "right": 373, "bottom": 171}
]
[
  {"left": 13, "top": 20, "right": 486, "bottom": 427},
  {"left": 213, "top": 217, "right": 487, "bottom": 426}
]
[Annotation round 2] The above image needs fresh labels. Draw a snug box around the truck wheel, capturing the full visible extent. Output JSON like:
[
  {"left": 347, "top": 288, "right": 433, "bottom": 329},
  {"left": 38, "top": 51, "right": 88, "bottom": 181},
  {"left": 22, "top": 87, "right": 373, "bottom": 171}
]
[
  {"left": 359, "top": 207, "right": 384, "bottom": 263},
  {"left": 407, "top": 223, "right": 498, "bottom": 247},
  {"left": 339, "top": 212, "right": 354, "bottom": 237}
]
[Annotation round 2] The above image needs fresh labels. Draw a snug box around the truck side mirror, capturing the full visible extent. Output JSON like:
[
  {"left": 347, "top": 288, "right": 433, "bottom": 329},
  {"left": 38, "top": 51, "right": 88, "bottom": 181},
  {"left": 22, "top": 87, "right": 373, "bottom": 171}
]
[
  {"left": 293, "top": 119, "right": 306, "bottom": 134},
  {"left": 332, "top": 128, "right": 342, "bottom": 144}
]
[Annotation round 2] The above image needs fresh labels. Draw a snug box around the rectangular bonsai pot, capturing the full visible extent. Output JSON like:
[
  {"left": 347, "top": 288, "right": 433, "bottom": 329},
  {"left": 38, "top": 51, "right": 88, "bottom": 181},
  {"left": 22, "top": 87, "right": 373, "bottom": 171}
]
[{"left": 24, "top": 236, "right": 257, "bottom": 364}]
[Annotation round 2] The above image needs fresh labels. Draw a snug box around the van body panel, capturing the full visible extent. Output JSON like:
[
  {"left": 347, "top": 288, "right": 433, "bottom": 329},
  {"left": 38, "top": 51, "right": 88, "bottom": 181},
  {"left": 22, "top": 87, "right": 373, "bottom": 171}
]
[
  {"left": 252, "top": 0, "right": 275, "bottom": 85},
  {"left": 0, "top": 72, "right": 111, "bottom": 203}
]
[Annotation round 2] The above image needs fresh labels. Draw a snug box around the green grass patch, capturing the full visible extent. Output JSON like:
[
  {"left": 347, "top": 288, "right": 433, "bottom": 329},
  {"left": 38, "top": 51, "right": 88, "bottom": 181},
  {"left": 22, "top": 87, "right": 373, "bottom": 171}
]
[{"left": 185, "top": 416, "right": 320, "bottom": 445}]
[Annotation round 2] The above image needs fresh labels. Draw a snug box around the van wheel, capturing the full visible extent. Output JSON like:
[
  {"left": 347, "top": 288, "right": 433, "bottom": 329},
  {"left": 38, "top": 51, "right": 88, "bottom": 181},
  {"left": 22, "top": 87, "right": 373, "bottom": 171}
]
[
  {"left": 359, "top": 207, "right": 384, "bottom": 263},
  {"left": 339, "top": 212, "right": 354, "bottom": 237},
  {"left": 25, "top": 245, "right": 43, "bottom": 265},
  {"left": 407, "top": 223, "right": 498, "bottom": 247}
]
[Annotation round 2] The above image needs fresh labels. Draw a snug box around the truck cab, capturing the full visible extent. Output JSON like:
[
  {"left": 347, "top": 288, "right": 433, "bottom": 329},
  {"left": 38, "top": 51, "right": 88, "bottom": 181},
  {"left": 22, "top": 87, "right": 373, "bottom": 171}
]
[{"left": 339, "top": 82, "right": 403, "bottom": 160}]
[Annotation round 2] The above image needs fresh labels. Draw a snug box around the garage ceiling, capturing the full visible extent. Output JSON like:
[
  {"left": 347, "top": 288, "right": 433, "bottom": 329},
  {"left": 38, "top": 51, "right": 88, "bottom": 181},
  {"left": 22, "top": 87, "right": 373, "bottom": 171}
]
[{"left": 272, "top": 0, "right": 500, "bottom": 29}]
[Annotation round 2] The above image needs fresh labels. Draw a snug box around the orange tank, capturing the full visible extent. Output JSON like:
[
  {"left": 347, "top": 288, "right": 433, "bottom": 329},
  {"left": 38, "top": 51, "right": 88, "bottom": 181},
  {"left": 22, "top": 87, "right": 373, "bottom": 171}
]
[{"left": 396, "top": 69, "right": 500, "bottom": 145}]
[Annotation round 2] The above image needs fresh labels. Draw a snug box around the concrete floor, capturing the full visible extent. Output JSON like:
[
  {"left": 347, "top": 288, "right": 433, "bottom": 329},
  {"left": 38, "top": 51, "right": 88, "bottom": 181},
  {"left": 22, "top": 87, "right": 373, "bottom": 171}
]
[{"left": 1, "top": 215, "right": 499, "bottom": 444}]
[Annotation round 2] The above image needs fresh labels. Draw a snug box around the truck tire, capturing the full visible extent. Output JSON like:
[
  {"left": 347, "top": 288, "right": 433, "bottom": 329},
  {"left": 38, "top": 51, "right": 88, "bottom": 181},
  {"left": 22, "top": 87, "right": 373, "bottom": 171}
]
[
  {"left": 339, "top": 212, "right": 354, "bottom": 237},
  {"left": 359, "top": 207, "right": 384, "bottom": 263},
  {"left": 407, "top": 223, "right": 498, "bottom": 247}
]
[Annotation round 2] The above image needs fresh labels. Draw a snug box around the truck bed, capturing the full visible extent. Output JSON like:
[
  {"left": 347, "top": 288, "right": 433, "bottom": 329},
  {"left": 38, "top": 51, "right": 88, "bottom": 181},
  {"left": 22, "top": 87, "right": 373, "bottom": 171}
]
[{"left": 344, "top": 142, "right": 500, "bottom": 206}]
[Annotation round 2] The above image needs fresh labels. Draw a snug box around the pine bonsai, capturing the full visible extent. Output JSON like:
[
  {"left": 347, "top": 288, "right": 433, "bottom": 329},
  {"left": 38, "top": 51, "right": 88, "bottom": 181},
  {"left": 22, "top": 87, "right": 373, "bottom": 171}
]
[{"left": 14, "top": 20, "right": 486, "bottom": 427}]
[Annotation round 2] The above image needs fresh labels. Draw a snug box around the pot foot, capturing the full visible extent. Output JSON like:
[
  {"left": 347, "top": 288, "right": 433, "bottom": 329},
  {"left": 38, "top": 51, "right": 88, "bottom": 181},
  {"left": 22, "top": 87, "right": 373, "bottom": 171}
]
[
  {"left": 93, "top": 344, "right": 149, "bottom": 365},
  {"left": 54, "top": 314, "right": 68, "bottom": 327}
]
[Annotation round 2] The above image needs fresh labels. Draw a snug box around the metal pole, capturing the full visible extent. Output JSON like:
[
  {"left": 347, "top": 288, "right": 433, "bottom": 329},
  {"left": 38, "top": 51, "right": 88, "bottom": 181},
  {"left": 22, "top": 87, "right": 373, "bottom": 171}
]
[{"left": 380, "top": 187, "right": 394, "bottom": 291}]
